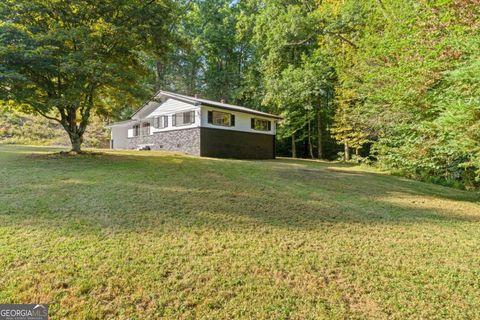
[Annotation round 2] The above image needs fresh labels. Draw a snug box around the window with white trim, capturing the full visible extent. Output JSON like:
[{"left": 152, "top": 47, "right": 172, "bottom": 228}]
[
  {"left": 172, "top": 111, "right": 195, "bottom": 126},
  {"left": 141, "top": 122, "right": 150, "bottom": 136},
  {"left": 207, "top": 110, "right": 235, "bottom": 127}
]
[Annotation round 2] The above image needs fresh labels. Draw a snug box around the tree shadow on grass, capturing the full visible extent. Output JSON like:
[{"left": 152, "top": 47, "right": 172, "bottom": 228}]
[
  {"left": 1, "top": 148, "right": 479, "bottom": 235},
  {"left": 272, "top": 162, "right": 480, "bottom": 203}
]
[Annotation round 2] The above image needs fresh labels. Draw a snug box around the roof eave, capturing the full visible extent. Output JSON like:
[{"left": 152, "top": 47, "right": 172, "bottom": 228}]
[
  {"left": 130, "top": 89, "right": 163, "bottom": 118},
  {"left": 200, "top": 102, "right": 283, "bottom": 120},
  {"left": 104, "top": 119, "right": 136, "bottom": 128},
  {"left": 130, "top": 89, "right": 283, "bottom": 120}
]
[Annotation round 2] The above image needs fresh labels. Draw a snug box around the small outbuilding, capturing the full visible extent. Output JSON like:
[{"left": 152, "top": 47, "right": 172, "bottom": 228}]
[{"left": 106, "top": 91, "right": 282, "bottom": 159}]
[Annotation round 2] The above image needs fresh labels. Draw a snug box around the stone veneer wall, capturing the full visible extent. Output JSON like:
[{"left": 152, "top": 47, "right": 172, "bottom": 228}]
[{"left": 127, "top": 127, "right": 201, "bottom": 156}]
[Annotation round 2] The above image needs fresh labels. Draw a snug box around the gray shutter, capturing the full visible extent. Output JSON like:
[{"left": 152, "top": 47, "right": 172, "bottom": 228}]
[
  {"left": 172, "top": 114, "right": 176, "bottom": 126},
  {"left": 164, "top": 116, "right": 168, "bottom": 128},
  {"left": 231, "top": 114, "right": 235, "bottom": 126},
  {"left": 268, "top": 121, "right": 271, "bottom": 131},
  {"left": 190, "top": 111, "right": 195, "bottom": 124},
  {"left": 251, "top": 118, "right": 255, "bottom": 129}
]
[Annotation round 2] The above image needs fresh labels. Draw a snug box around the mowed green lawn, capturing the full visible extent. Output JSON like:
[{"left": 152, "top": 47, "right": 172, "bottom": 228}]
[{"left": 1, "top": 145, "right": 479, "bottom": 319}]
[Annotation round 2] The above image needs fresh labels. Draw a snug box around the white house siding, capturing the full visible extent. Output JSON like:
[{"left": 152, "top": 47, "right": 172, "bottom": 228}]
[
  {"left": 110, "top": 126, "right": 129, "bottom": 149},
  {"left": 148, "top": 99, "right": 201, "bottom": 133},
  {"left": 200, "top": 106, "right": 276, "bottom": 135},
  {"left": 131, "top": 101, "right": 161, "bottom": 120},
  {"left": 110, "top": 99, "right": 201, "bottom": 151}
]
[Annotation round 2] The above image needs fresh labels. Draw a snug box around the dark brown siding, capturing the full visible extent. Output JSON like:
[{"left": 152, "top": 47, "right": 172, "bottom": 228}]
[{"left": 200, "top": 127, "right": 275, "bottom": 159}]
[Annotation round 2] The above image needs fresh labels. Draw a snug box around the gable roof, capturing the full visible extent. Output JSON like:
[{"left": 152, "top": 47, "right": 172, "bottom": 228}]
[{"left": 131, "top": 90, "right": 283, "bottom": 120}]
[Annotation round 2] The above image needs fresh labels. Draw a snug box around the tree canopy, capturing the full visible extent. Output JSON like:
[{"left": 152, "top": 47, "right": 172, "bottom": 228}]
[
  {"left": 156, "top": 0, "right": 480, "bottom": 189},
  {"left": 0, "top": 0, "right": 176, "bottom": 151}
]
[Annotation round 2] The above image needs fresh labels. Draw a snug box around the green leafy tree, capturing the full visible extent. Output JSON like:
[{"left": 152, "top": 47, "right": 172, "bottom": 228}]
[
  {"left": 156, "top": 0, "right": 255, "bottom": 103},
  {"left": 339, "top": 0, "right": 480, "bottom": 186},
  {"left": 0, "top": 0, "right": 175, "bottom": 152},
  {"left": 267, "top": 52, "right": 335, "bottom": 159},
  {"left": 252, "top": 0, "right": 331, "bottom": 157},
  {"left": 330, "top": 87, "right": 369, "bottom": 160}
]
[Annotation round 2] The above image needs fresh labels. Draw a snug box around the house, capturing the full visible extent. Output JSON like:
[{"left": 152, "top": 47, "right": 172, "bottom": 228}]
[{"left": 105, "top": 91, "right": 282, "bottom": 159}]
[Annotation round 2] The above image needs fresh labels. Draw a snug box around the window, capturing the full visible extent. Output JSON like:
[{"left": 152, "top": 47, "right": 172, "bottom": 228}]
[
  {"left": 154, "top": 115, "right": 168, "bottom": 129},
  {"left": 251, "top": 118, "right": 271, "bottom": 131},
  {"left": 141, "top": 122, "right": 150, "bottom": 136},
  {"left": 173, "top": 111, "right": 195, "bottom": 126},
  {"left": 133, "top": 124, "right": 140, "bottom": 137},
  {"left": 207, "top": 110, "right": 235, "bottom": 127}
]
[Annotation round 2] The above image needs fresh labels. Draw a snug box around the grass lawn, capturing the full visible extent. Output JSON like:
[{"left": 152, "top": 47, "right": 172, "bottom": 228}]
[{"left": 1, "top": 145, "right": 479, "bottom": 319}]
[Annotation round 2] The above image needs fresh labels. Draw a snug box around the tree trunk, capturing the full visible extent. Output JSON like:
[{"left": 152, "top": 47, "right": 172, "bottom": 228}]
[
  {"left": 47, "top": 86, "right": 95, "bottom": 154},
  {"left": 292, "top": 133, "right": 297, "bottom": 158},
  {"left": 344, "top": 140, "right": 351, "bottom": 161},
  {"left": 308, "top": 121, "right": 314, "bottom": 159},
  {"left": 355, "top": 148, "right": 360, "bottom": 157},
  {"left": 70, "top": 133, "right": 83, "bottom": 153},
  {"left": 155, "top": 61, "right": 163, "bottom": 90},
  {"left": 59, "top": 105, "right": 90, "bottom": 153},
  {"left": 317, "top": 109, "right": 323, "bottom": 159}
]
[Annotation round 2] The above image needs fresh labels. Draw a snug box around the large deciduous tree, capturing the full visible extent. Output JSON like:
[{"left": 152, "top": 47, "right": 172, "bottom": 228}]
[{"left": 0, "top": 0, "right": 175, "bottom": 152}]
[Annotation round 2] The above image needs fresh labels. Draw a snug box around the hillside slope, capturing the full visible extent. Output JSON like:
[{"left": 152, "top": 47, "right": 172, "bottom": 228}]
[
  {"left": 0, "top": 109, "right": 109, "bottom": 148},
  {"left": 0, "top": 145, "right": 479, "bottom": 319}
]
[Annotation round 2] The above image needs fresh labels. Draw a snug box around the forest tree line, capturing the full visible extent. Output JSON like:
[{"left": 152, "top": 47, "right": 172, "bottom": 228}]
[
  {"left": 155, "top": 0, "right": 480, "bottom": 189},
  {"left": 1, "top": 0, "right": 479, "bottom": 189}
]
